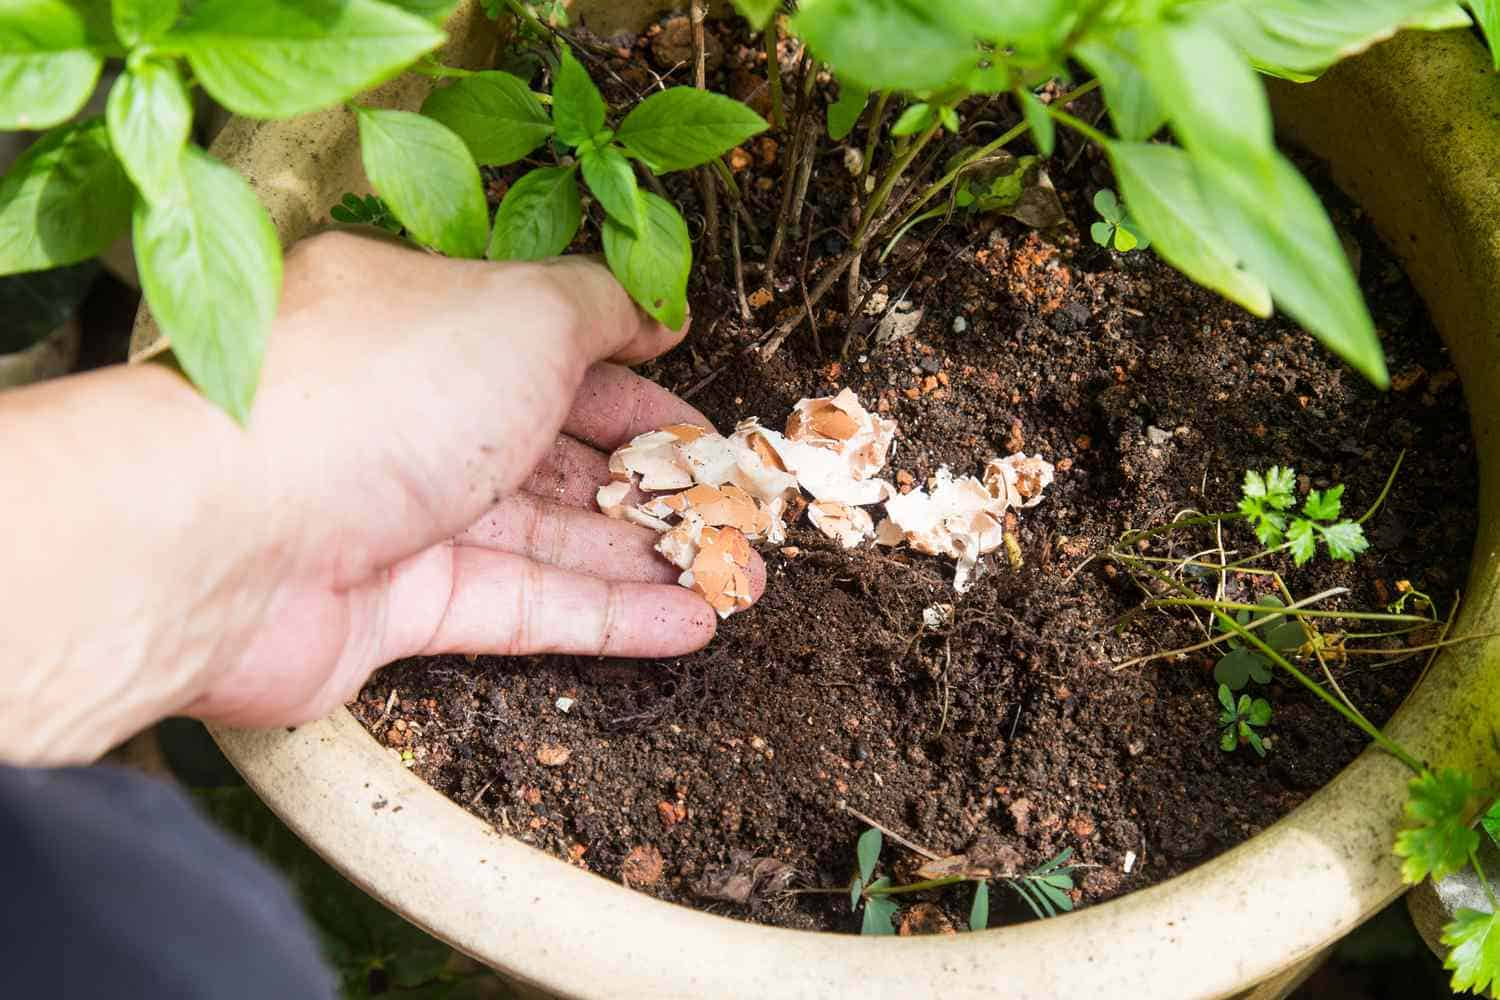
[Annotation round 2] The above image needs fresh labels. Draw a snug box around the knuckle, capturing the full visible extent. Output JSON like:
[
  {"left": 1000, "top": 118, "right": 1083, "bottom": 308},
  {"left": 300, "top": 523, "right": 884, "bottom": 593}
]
[{"left": 597, "top": 586, "right": 623, "bottom": 654}]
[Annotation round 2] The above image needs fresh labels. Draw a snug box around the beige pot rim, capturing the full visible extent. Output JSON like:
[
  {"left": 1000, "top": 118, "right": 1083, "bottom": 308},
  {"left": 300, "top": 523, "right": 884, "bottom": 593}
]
[{"left": 198, "top": 11, "right": 1500, "bottom": 999}]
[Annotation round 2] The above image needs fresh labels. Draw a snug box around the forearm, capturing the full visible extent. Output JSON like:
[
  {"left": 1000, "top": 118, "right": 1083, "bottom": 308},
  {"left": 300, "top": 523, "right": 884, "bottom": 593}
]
[{"left": 0, "top": 361, "right": 271, "bottom": 763}]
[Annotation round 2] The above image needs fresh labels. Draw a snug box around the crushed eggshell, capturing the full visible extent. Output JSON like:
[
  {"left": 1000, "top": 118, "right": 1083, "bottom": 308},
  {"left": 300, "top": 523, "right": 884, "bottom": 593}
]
[
  {"left": 679, "top": 523, "right": 756, "bottom": 617},
  {"left": 641, "top": 483, "right": 772, "bottom": 538},
  {"left": 922, "top": 603, "right": 955, "bottom": 629},
  {"left": 607, "top": 424, "right": 709, "bottom": 491},
  {"left": 785, "top": 388, "right": 897, "bottom": 482},
  {"left": 877, "top": 453, "right": 1054, "bottom": 594},
  {"left": 597, "top": 391, "right": 1052, "bottom": 609},
  {"left": 807, "top": 501, "right": 875, "bottom": 549},
  {"left": 598, "top": 389, "right": 897, "bottom": 613},
  {"left": 983, "top": 452, "right": 1054, "bottom": 508}
]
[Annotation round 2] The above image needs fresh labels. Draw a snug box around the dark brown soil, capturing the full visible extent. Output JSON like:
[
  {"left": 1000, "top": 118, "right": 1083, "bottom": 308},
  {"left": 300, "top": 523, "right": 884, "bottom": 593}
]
[{"left": 353, "top": 19, "right": 1478, "bottom": 933}]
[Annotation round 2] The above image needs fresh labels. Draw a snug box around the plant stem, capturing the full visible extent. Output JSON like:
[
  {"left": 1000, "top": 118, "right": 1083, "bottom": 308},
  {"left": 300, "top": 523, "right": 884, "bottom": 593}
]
[
  {"left": 1215, "top": 611, "right": 1426, "bottom": 773},
  {"left": 712, "top": 157, "right": 762, "bottom": 242},
  {"left": 840, "top": 804, "right": 941, "bottom": 860},
  {"left": 412, "top": 60, "right": 475, "bottom": 79},
  {"left": 858, "top": 90, "right": 891, "bottom": 187},
  {"left": 1472, "top": 847, "right": 1500, "bottom": 910},
  {"left": 853, "top": 117, "right": 942, "bottom": 249},
  {"left": 1120, "top": 511, "right": 1244, "bottom": 546},
  {"left": 1152, "top": 597, "right": 1430, "bottom": 624},
  {"left": 1048, "top": 105, "right": 1108, "bottom": 146},
  {"left": 890, "top": 78, "right": 1100, "bottom": 238},
  {"left": 688, "top": 0, "right": 719, "bottom": 266},
  {"left": 504, "top": 0, "right": 546, "bottom": 32},
  {"left": 690, "top": 0, "right": 707, "bottom": 89},
  {"left": 731, "top": 206, "right": 750, "bottom": 321},
  {"left": 765, "top": 52, "right": 815, "bottom": 288},
  {"left": 865, "top": 875, "right": 969, "bottom": 897},
  {"left": 763, "top": 18, "right": 784, "bottom": 130},
  {"left": 1358, "top": 451, "right": 1406, "bottom": 524}
]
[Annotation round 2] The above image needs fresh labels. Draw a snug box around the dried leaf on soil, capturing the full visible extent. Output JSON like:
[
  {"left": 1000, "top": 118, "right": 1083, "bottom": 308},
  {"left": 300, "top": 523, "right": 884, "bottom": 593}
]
[{"left": 693, "top": 850, "right": 796, "bottom": 906}]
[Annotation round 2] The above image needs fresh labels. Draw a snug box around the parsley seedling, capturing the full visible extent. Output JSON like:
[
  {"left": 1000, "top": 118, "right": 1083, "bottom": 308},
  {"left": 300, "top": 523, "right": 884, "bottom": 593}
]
[{"left": 1238, "top": 467, "right": 1369, "bottom": 566}]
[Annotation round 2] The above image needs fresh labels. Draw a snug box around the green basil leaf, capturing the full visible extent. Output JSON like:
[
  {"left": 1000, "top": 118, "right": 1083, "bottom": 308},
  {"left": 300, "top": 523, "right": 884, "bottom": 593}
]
[
  {"left": 167, "top": 0, "right": 444, "bottom": 119},
  {"left": 931, "top": 0, "right": 1075, "bottom": 58},
  {"left": 134, "top": 148, "right": 281, "bottom": 423},
  {"left": 486, "top": 164, "right": 582, "bottom": 261},
  {"left": 1475, "top": 0, "right": 1500, "bottom": 70},
  {"left": 730, "top": 0, "right": 780, "bottom": 30},
  {"left": 113, "top": 0, "right": 180, "bottom": 44},
  {"left": 1138, "top": 19, "right": 1271, "bottom": 162},
  {"left": 552, "top": 47, "right": 605, "bottom": 148},
  {"left": 1105, "top": 141, "right": 1271, "bottom": 317},
  {"left": 1018, "top": 89, "right": 1054, "bottom": 156},
  {"left": 826, "top": 78, "right": 869, "bottom": 141},
  {"left": 106, "top": 60, "right": 193, "bottom": 203},
  {"left": 356, "top": 107, "right": 487, "bottom": 259},
  {"left": 889, "top": 102, "right": 933, "bottom": 138},
  {"left": 617, "top": 87, "right": 768, "bottom": 173},
  {"left": 1195, "top": 148, "right": 1386, "bottom": 386},
  {"left": 1075, "top": 32, "right": 1166, "bottom": 142},
  {"left": 420, "top": 71, "right": 553, "bottom": 166},
  {"left": 0, "top": 1, "right": 106, "bottom": 130},
  {"left": 0, "top": 118, "right": 133, "bottom": 275},
  {"left": 790, "top": 0, "right": 979, "bottom": 93},
  {"left": 382, "top": 0, "right": 462, "bottom": 21},
  {"left": 1212, "top": 0, "right": 1469, "bottom": 80},
  {"left": 579, "top": 142, "right": 642, "bottom": 233},
  {"left": 602, "top": 190, "right": 690, "bottom": 330}
]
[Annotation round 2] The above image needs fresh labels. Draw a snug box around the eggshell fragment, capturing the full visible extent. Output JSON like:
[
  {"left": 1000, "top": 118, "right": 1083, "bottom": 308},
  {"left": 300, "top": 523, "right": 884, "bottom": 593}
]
[
  {"left": 598, "top": 389, "right": 903, "bottom": 615},
  {"left": 650, "top": 484, "right": 772, "bottom": 538},
  {"left": 807, "top": 501, "right": 875, "bottom": 549},
  {"left": 674, "top": 524, "right": 755, "bottom": 618},
  {"left": 609, "top": 425, "right": 710, "bottom": 491},
  {"left": 595, "top": 480, "right": 631, "bottom": 518},
  {"left": 785, "top": 388, "right": 897, "bottom": 482},
  {"left": 983, "top": 453, "right": 1055, "bottom": 509},
  {"left": 876, "top": 465, "right": 1030, "bottom": 593}
]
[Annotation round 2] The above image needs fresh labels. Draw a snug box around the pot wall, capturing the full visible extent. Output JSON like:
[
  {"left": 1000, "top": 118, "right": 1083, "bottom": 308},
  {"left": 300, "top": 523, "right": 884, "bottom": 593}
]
[{"left": 194, "top": 10, "right": 1500, "bottom": 1000}]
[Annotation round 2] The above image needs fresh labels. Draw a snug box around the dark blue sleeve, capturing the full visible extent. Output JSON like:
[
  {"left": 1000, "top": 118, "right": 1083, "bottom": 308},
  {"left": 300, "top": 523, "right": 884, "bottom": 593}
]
[{"left": 0, "top": 764, "right": 335, "bottom": 999}]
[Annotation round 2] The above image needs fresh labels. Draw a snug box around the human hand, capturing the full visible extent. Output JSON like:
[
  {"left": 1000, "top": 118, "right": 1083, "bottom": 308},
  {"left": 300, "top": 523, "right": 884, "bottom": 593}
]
[
  {"left": 187, "top": 231, "right": 766, "bottom": 728},
  {"left": 0, "top": 231, "right": 762, "bottom": 761}
]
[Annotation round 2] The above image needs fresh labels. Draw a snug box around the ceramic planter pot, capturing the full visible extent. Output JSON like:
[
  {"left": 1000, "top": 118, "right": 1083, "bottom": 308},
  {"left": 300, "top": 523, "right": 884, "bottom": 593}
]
[{"left": 132, "top": 6, "right": 1500, "bottom": 997}]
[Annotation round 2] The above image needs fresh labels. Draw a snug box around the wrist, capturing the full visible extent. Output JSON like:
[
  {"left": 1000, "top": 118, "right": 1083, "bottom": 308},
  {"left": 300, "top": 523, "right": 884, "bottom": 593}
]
[{"left": 0, "top": 361, "right": 273, "bottom": 763}]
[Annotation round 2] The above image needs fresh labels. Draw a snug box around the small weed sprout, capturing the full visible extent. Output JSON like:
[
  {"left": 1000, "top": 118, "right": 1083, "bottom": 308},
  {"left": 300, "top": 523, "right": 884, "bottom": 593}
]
[
  {"left": 844, "top": 827, "right": 1075, "bottom": 934},
  {"left": 1213, "top": 595, "right": 1301, "bottom": 691},
  {"left": 1217, "top": 684, "right": 1272, "bottom": 757},
  {"left": 1090, "top": 189, "right": 1149, "bottom": 253},
  {"left": 1004, "top": 848, "right": 1077, "bottom": 920}
]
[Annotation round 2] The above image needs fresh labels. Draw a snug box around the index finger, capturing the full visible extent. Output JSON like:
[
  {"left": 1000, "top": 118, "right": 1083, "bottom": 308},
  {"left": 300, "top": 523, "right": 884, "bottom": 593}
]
[{"left": 563, "top": 363, "right": 715, "bottom": 452}]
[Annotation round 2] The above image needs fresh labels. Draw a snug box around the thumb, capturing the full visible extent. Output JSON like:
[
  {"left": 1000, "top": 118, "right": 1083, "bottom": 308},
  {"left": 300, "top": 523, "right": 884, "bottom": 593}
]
[{"left": 531, "top": 255, "right": 691, "bottom": 368}]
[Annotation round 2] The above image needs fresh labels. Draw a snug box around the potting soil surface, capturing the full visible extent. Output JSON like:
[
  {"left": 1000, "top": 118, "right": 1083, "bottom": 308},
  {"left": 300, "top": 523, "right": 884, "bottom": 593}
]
[{"left": 352, "top": 20, "right": 1478, "bottom": 934}]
